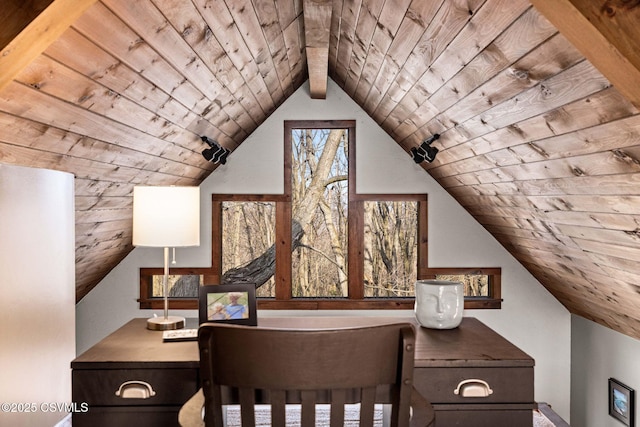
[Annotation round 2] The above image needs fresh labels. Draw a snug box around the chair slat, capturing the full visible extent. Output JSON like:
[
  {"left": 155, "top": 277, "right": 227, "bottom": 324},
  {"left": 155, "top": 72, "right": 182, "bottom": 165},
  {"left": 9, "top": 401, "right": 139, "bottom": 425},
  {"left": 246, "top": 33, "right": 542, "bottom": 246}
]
[
  {"left": 330, "top": 389, "right": 346, "bottom": 426},
  {"left": 239, "top": 388, "right": 255, "bottom": 427},
  {"left": 300, "top": 390, "right": 316, "bottom": 426},
  {"left": 360, "top": 386, "right": 376, "bottom": 426},
  {"left": 270, "top": 390, "right": 286, "bottom": 426}
]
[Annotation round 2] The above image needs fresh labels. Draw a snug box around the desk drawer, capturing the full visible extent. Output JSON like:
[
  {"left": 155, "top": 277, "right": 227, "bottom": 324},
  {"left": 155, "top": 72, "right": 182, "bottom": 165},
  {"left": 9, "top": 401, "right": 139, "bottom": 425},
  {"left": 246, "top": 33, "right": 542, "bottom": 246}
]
[
  {"left": 73, "top": 368, "right": 198, "bottom": 406},
  {"left": 414, "top": 367, "right": 533, "bottom": 404},
  {"left": 434, "top": 407, "right": 533, "bottom": 427},
  {"left": 72, "top": 406, "right": 180, "bottom": 427}
]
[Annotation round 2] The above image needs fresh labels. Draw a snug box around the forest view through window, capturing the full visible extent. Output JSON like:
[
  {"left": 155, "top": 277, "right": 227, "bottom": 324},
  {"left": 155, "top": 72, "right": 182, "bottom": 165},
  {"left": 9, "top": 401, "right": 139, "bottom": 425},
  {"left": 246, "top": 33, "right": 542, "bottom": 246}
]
[
  {"left": 222, "top": 201, "right": 276, "bottom": 298},
  {"left": 364, "top": 201, "right": 418, "bottom": 297},
  {"left": 291, "top": 128, "right": 349, "bottom": 297},
  {"left": 139, "top": 120, "right": 502, "bottom": 310},
  {"left": 288, "top": 128, "right": 420, "bottom": 299}
]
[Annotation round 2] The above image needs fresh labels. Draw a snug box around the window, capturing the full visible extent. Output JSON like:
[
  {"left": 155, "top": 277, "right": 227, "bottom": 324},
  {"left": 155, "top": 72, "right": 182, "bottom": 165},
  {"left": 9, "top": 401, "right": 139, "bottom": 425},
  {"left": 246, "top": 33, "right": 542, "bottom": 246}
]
[
  {"left": 221, "top": 201, "right": 276, "bottom": 298},
  {"left": 139, "top": 268, "right": 212, "bottom": 309},
  {"left": 364, "top": 200, "right": 418, "bottom": 297},
  {"left": 290, "top": 127, "right": 349, "bottom": 298},
  {"left": 423, "top": 268, "right": 502, "bottom": 309},
  {"left": 139, "top": 120, "right": 501, "bottom": 310}
]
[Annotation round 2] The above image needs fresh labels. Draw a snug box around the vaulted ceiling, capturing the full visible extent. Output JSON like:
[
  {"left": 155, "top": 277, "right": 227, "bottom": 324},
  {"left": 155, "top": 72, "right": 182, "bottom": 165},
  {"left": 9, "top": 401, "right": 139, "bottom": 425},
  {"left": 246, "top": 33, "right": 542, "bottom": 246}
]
[{"left": 2, "top": 0, "right": 640, "bottom": 339}]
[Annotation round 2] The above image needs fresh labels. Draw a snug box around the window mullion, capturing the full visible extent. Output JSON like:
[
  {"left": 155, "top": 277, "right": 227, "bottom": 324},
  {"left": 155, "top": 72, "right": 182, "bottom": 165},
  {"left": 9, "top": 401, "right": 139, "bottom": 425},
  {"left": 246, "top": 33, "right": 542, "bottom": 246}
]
[
  {"left": 348, "top": 199, "right": 364, "bottom": 299},
  {"left": 212, "top": 200, "right": 223, "bottom": 282},
  {"left": 275, "top": 201, "right": 292, "bottom": 300},
  {"left": 417, "top": 199, "right": 429, "bottom": 278}
]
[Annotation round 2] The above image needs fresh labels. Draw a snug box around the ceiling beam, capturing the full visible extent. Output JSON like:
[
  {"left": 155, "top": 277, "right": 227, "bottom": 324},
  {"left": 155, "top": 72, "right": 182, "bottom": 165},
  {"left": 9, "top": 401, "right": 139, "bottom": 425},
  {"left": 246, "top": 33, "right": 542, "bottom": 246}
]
[
  {"left": 530, "top": 0, "right": 640, "bottom": 109},
  {"left": 303, "top": 0, "right": 332, "bottom": 99},
  {"left": 0, "top": 0, "right": 98, "bottom": 93},
  {"left": 0, "top": 0, "right": 54, "bottom": 51}
]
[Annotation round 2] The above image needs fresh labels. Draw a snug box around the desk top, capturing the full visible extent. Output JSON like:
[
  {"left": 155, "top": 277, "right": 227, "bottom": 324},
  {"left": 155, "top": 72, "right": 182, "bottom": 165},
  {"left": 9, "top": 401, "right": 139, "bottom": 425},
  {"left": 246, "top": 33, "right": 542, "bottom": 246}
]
[{"left": 72, "top": 316, "right": 533, "bottom": 370}]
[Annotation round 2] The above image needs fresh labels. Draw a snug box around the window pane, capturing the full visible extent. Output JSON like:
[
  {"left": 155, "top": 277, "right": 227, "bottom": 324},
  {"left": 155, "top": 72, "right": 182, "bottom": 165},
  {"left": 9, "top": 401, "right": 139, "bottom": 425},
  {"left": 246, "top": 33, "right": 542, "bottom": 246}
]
[
  {"left": 364, "top": 201, "right": 418, "bottom": 297},
  {"left": 291, "top": 128, "right": 348, "bottom": 297},
  {"left": 435, "top": 274, "right": 490, "bottom": 297},
  {"left": 222, "top": 201, "right": 276, "bottom": 297},
  {"left": 153, "top": 274, "right": 203, "bottom": 298}
]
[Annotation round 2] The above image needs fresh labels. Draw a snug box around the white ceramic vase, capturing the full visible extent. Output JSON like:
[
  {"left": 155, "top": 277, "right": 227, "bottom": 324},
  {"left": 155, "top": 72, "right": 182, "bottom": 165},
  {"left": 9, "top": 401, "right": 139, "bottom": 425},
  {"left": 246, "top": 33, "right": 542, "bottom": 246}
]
[{"left": 414, "top": 280, "right": 464, "bottom": 329}]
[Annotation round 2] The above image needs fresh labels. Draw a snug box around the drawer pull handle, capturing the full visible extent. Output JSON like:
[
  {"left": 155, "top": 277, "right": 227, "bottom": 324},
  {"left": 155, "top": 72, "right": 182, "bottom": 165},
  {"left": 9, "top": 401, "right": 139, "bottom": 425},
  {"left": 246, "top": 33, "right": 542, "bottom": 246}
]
[
  {"left": 454, "top": 379, "right": 494, "bottom": 398},
  {"left": 115, "top": 381, "right": 157, "bottom": 399}
]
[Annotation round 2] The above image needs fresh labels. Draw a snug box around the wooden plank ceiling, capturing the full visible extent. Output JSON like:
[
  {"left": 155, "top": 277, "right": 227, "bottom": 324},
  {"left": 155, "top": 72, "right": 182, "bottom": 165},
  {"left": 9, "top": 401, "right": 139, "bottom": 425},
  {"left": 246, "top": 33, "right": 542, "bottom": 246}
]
[{"left": 1, "top": 0, "right": 640, "bottom": 339}]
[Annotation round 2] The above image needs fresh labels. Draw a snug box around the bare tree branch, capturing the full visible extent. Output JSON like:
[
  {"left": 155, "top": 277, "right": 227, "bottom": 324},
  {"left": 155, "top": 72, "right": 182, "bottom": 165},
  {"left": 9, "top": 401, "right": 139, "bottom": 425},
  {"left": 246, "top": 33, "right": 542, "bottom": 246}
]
[{"left": 221, "top": 221, "right": 304, "bottom": 287}]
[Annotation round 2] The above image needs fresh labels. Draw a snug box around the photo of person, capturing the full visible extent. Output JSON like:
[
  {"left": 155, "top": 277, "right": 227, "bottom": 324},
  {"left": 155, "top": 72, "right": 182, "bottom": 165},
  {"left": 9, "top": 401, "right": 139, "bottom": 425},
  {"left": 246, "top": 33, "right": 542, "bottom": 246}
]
[
  {"left": 225, "top": 292, "right": 248, "bottom": 319},
  {"left": 199, "top": 284, "right": 257, "bottom": 326},
  {"left": 206, "top": 291, "right": 249, "bottom": 321},
  {"left": 209, "top": 302, "right": 226, "bottom": 320}
]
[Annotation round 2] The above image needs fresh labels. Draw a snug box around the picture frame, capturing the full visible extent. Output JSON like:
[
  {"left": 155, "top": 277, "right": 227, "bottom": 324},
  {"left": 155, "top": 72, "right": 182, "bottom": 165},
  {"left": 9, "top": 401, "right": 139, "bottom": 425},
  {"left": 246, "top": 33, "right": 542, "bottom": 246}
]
[
  {"left": 199, "top": 284, "right": 257, "bottom": 326},
  {"left": 609, "top": 378, "right": 635, "bottom": 427}
]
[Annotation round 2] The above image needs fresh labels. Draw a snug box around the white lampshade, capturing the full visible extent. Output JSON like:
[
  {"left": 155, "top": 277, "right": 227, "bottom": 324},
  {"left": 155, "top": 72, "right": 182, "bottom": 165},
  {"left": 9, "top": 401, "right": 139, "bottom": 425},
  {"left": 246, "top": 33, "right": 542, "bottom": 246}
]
[{"left": 133, "top": 186, "right": 200, "bottom": 248}]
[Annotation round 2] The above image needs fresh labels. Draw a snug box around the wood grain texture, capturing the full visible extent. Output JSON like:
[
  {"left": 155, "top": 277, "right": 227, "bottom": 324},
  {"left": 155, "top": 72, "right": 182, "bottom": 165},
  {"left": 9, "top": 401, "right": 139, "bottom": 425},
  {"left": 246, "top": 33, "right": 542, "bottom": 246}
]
[
  {"left": 0, "top": 0, "right": 97, "bottom": 91},
  {"left": 531, "top": 0, "right": 640, "bottom": 108},
  {"left": 2, "top": 0, "right": 640, "bottom": 341}
]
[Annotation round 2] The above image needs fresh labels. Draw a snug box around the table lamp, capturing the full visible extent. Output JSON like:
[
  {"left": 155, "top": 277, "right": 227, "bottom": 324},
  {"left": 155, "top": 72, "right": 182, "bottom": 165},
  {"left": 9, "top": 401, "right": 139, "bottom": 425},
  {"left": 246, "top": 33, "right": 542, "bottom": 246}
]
[{"left": 133, "top": 186, "right": 200, "bottom": 330}]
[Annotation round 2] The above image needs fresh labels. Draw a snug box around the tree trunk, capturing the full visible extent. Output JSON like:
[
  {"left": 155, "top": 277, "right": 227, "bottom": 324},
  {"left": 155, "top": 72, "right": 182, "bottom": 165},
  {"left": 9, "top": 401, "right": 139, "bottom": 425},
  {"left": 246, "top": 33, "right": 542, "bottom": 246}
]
[
  {"left": 222, "top": 129, "right": 346, "bottom": 290},
  {"left": 318, "top": 197, "right": 348, "bottom": 295}
]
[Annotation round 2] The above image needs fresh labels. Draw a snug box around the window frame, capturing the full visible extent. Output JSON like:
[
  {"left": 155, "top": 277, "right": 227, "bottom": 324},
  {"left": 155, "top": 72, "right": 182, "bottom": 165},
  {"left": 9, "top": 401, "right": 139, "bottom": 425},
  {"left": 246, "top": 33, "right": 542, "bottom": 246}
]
[
  {"left": 138, "top": 120, "right": 501, "bottom": 310},
  {"left": 138, "top": 267, "right": 214, "bottom": 309}
]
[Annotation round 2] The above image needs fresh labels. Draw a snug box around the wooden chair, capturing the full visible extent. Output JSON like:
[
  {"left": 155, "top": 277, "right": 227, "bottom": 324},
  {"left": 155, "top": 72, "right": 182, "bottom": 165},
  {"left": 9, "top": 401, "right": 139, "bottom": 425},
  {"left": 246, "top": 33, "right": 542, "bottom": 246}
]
[{"left": 179, "top": 322, "right": 434, "bottom": 427}]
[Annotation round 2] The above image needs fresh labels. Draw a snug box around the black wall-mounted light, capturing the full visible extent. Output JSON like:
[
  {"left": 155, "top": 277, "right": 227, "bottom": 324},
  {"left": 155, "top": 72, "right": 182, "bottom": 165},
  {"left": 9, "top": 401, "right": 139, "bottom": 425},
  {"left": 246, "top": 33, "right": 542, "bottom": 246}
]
[
  {"left": 410, "top": 133, "right": 440, "bottom": 163},
  {"left": 201, "top": 136, "right": 230, "bottom": 165}
]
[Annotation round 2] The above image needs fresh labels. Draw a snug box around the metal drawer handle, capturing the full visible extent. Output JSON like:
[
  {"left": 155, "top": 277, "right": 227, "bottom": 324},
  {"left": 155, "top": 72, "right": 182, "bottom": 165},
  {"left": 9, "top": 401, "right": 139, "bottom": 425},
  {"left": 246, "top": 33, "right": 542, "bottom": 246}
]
[
  {"left": 454, "top": 379, "right": 494, "bottom": 397},
  {"left": 115, "top": 380, "right": 157, "bottom": 399}
]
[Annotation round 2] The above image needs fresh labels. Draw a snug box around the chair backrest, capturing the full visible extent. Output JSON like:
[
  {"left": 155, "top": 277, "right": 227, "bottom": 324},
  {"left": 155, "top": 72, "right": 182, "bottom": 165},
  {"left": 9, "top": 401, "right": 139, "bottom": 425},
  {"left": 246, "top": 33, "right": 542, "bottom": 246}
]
[{"left": 197, "top": 322, "right": 417, "bottom": 427}]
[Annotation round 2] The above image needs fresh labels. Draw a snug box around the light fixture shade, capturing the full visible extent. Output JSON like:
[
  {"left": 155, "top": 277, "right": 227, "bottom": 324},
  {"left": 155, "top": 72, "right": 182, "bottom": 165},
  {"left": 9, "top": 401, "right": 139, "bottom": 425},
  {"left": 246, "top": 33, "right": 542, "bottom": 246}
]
[{"left": 133, "top": 186, "right": 200, "bottom": 248}]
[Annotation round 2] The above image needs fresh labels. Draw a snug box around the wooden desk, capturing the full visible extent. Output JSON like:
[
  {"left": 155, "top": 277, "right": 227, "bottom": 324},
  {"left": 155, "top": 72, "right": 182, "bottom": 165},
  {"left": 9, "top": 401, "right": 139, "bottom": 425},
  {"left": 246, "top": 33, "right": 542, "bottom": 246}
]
[{"left": 72, "top": 317, "right": 535, "bottom": 427}]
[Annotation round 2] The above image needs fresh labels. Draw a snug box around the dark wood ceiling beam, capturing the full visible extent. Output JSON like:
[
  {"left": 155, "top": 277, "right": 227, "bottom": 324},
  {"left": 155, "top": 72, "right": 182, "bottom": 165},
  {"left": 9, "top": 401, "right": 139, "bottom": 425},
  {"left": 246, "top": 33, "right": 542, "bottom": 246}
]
[
  {"left": 0, "top": 0, "right": 98, "bottom": 93},
  {"left": 530, "top": 0, "right": 640, "bottom": 109},
  {"left": 303, "top": 0, "right": 332, "bottom": 99},
  {"left": 0, "top": 0, "right": 54, "bottom": 50}
]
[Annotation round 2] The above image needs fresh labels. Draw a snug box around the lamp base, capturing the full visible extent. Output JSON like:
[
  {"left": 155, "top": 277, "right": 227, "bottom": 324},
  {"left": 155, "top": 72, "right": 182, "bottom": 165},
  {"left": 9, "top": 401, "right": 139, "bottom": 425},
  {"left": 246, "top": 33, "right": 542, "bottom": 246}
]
[{"left": 147, "top": 315, "right": 185, "bottom": 331}]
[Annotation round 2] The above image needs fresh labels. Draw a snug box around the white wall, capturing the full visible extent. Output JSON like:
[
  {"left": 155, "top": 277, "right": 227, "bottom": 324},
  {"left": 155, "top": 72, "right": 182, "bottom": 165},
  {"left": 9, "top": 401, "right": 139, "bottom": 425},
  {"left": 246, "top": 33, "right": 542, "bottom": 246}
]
[
  {"left": 0, "top": 164, "right": 76, "bottom": 427},
  {"left": 571, "top": 315, "right": 640, "bottom": 426},
  {"left": 77, "top": 79, "right": 571, "bottom": 420}
]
